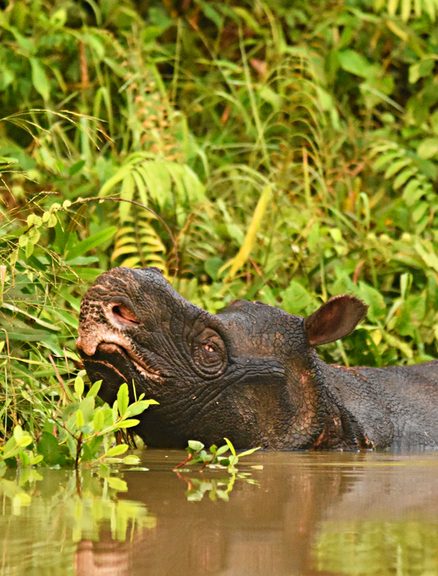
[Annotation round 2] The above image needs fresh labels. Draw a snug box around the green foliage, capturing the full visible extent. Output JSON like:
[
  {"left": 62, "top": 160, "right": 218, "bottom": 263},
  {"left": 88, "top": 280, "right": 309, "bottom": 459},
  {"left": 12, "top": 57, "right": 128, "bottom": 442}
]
[
  {"left": 174, "top": 438, "right": 261, "bottom": 502},
  {"left": 37, "top": 379, "right": 157, "bottom": 469},
  {"left": 0, "top": 0, "right": 437, "bottom": 452},
  {"left": 112, "top": 210, "right": 169, "bottom": 271},
  {"left": 0, "top": 425, "right": 42, "bottom": 468},
  {"left": 0, "top": 377, "right": 155, "bottom": 470},
  {"left": 0, "top": 467, "right": 155, "bottom": 574},
  {"left": 370, "top": 139, "right": 435, "bottom": 234},
  {"left": 178, "top": 438, "right": 260, "bottom": 474}
]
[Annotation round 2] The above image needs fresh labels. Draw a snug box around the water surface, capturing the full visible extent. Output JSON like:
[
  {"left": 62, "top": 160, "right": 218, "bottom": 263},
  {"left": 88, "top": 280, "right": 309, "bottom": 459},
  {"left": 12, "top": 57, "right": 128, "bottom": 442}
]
[{"left": 2, "top": 450, "right": 438, "bottom": 575}]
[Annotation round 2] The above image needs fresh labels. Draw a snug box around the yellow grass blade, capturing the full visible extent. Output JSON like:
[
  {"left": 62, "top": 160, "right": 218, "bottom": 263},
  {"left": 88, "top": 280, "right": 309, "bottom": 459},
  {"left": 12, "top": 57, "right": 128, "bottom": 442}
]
[{"left": 225, "top": 184, "right": 273, "bottom": 279}]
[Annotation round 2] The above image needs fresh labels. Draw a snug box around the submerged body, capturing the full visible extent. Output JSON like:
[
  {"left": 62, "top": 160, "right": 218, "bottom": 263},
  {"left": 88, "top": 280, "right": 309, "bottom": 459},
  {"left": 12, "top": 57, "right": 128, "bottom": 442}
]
[
  {"left": 77, "top": 267, "right": 438, "bottom": 450},
  {"left": 323, "top": 362, "right": 438, "bottom": 450}
]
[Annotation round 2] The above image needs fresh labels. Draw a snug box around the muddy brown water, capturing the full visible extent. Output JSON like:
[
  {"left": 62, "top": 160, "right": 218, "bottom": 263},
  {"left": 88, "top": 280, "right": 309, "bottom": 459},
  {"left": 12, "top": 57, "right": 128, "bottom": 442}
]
[{"left": 2, "top": 450, "right": 438, "bottom": 575}]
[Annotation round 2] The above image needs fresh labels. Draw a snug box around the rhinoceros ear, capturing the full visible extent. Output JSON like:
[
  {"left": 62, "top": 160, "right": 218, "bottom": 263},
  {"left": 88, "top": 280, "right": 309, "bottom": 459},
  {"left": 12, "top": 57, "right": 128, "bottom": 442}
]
[{"left": 304, "top": 295, "right": 367, "bottom": 347}]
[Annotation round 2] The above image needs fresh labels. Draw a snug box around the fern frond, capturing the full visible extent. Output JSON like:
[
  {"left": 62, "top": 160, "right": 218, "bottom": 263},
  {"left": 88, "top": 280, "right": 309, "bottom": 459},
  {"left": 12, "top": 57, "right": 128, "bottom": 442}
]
[
  {"left": 262, "top": 54, "right": 333, "bottom": 203},
  {"left": 99, "top": 153, "right": 205, "bottom": 223},
  {"left": 369, "top": 140, "right": 436, "bottom": 231},
  {"left": 111, "top": 208, "right": 168, "bottom": 273},
  {"left": 374, "top": 0, "right": 438, "bottom": 20}
]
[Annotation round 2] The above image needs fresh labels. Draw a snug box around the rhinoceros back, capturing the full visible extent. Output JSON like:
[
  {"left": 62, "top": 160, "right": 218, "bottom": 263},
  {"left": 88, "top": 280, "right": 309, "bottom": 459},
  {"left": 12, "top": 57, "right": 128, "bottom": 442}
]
[{"left": 323, "top": 361, "right": 438, "bottom": 450}]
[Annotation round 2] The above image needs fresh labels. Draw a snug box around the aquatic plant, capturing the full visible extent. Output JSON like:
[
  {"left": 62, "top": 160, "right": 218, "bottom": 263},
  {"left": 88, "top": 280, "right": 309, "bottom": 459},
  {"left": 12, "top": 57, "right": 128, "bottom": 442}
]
[{"left": 176, "top": 438, "right": 260, "bottom": 474}]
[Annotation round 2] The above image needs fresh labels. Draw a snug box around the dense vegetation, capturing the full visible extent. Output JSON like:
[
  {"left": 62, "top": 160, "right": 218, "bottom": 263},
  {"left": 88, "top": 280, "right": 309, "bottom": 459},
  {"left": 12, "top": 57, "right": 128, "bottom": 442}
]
[{"left": 0, "top": 0, "right": 437, "bottom": 464}]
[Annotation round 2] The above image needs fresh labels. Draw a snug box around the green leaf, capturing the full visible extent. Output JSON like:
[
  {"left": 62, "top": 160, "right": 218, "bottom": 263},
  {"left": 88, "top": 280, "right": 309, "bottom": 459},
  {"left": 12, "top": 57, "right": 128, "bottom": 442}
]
[
  {"left": 136, "top": 162, "right": 171, "bottom": 208},
  {"left": 373, "top": 151, "right": 398, "bottom": 171},
  {"left": 30, "top": 58, "right": 50, "bottom": 101},
  {"left": 393, "top": 168, "right": 416, "bottom": 190},
  {"left": 125, "top": 399, "right": 158, "bottom": 418},
  {"left": 99, "top": 164, "right": 133, "bottom": 196},
  {"left": 78, "top": 396, "right": 95, "bottom": 423},
  {"left": 237, "top": 446, "right": 261, "bottom": 458},
  {"left": 37, "top": 432, "right": 66, "bottom": 466},
  {"left": 280, "top": 281, "right": 314, "bottom": 315},
  {"left": 228, "top": 454, "right": 238, "bottom": 467},
  {"left": 384, "top": 158, "right": 412, "bottom": 179},
  {"left": 215, "top": 444, "right": 231, "bottom": 457},
  {"left": 409, "top": 59, "right": 434, "bottom": 83},
  {"left": 107, "top": 477, "right": 128, "bottom": 492},
  {"left": 105, "top": 444, "right": 129, "bottom": 457},
  {"left": 74, "top": 375, "right": 84, "bottom": 399},
  {"left": 75, "top": 409, "right": 85, "bottom": 428},
  {"left": 198, "top": 0, "right": 224, "bottom": 26},
  {"left": 338, "top": 50, "right": 375, "bottom": 78},
  {"left": 388, "top": 0, "right": 400, "bottom": 16},
  {"left": 13, "top": 426, "right": 32, "bottom": 448},
  {"left": 86, "top": 380, "right": 102, "bottom": 398},
  {"left": 401, "top": 0, "right": 412, "bottom": 19},
  {"left": 204, "top": 257, "right": 224, "bottom": 281},
  {"left": 188, "top": 440, "right": 204, "bottom": 452},
  {"left": 117, "top": 383, "right": 129, "bottom": 417},
  {"left": 217, "top": 457, "right": 230, "bottom": 467},
  {"left": 119, "top": 172, "right": 136, "bottom": 220},
  {"left": 382, "top": 331, "right": 413, "bottom": 359},
  {"left": 223, "top": 438, "right": 237, "bottom": 458},
  {"left": 417, "top": 138, "right": 438, "bottom": 160},
  {"left": 414, "top": 241, "right": 438, "bottom": 272},
  {"left": 199, "top": 450, "right": 212, "bottom": 463},
  {"left": 93, "top": 408, "right": 106, "bottom": 432},
  {"left": 358, "top": 282, "right": 386, "bottom": 323},
  {"left": 114, "top": 419, "right": 140, "bottom": 429},
  {"left": 29, "top": 454, "right": 44, "bottom": 466},
  {"left": 402, "top": 179, "right": 423, "bottom": 206},
  {"left": 423, "top": 0, "right": 437, "bottom": 20},
  {"left": 259, "top": 86, "right": 282, "bottom": 110},
  {"left": 2, "top": 438, "right": 19, "bottom": 460},
  {"left": 65, "top": 227, "right": 117, "bottom": 260}
]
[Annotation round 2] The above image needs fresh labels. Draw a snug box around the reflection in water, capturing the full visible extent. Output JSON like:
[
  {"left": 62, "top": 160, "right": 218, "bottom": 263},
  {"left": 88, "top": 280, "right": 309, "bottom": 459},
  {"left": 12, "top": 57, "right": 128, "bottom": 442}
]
[
  {"left": 316, "top": 521, "right": 438, "bottom": 576},
  {"left": 2, "top": 451, "right": 438, "bottom": 575},
  {"left": 176, "top": 470, "right": 257, "bottom": 502},
  {"left": 0, "top": 468, "right": 153, "bottom": 576}
]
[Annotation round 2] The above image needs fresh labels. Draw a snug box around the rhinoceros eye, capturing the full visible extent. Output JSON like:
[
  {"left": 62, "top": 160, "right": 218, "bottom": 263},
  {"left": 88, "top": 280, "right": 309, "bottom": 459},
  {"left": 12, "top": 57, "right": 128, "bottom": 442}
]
[
  {"left": 111, "top": 304, "right": 140, "bottom": 325},
  {"left": 192, "top": 328, "right": 227, "bottom": 377}
]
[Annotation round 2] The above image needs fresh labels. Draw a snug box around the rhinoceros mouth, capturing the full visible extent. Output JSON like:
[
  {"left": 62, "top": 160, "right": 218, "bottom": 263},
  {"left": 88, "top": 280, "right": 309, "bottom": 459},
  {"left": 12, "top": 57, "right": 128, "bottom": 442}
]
[{"left": 93, "top": 342, "right": 164, "bottom": 384}]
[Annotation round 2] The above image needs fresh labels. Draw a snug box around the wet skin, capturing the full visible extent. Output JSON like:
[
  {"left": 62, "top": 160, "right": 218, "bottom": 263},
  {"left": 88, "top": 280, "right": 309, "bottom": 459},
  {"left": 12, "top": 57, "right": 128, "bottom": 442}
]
[{"left": 78, "top": 267, "right": 438, "bottom": 450}]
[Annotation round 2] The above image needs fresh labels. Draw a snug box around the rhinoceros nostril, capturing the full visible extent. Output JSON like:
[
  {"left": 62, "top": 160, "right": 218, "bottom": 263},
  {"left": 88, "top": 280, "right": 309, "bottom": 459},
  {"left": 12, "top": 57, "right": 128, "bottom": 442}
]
[{"left": 111, "top": 304, "right": 140, "bottom": 325}]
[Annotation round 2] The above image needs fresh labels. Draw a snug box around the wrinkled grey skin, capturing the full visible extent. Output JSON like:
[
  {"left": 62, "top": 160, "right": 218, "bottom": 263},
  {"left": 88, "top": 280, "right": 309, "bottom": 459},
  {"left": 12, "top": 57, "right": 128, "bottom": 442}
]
[{"left": 77, "top": 267, "right": 438, "bottom": 450}]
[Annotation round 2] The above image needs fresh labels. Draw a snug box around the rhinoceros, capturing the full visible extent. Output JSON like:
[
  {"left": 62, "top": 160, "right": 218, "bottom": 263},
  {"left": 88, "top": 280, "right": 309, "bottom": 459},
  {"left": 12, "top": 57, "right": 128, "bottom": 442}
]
[{"left": 77, "top": 267, "right": 438, "bottom": 450}]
